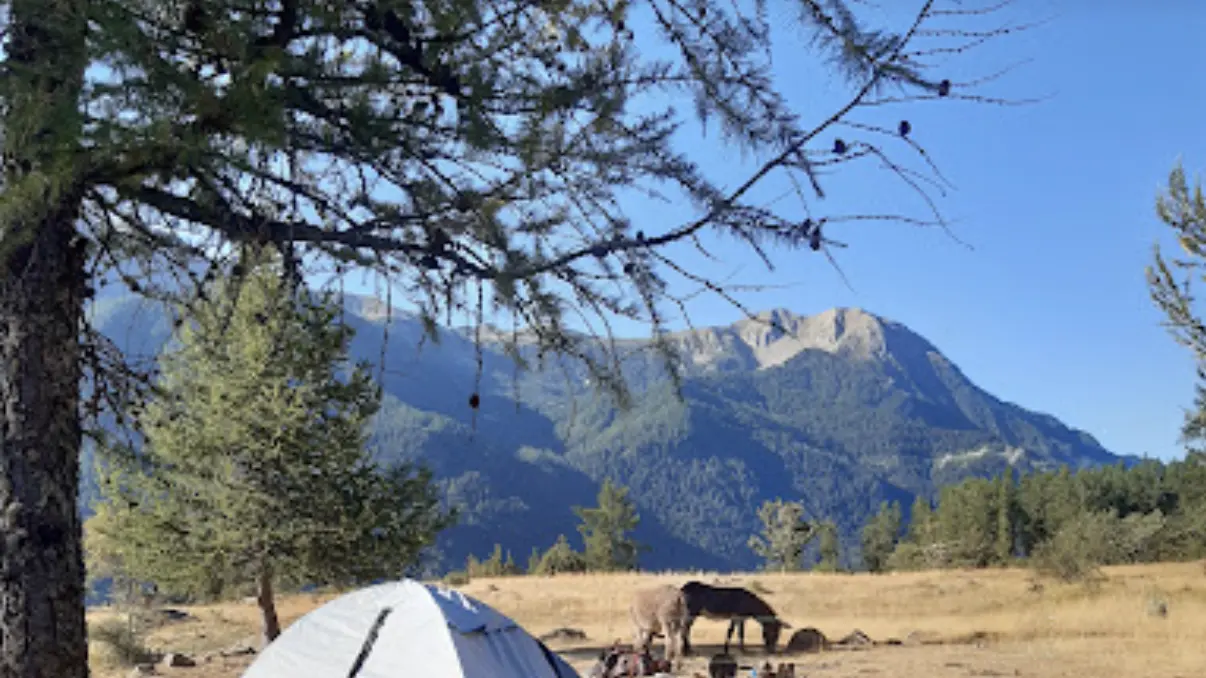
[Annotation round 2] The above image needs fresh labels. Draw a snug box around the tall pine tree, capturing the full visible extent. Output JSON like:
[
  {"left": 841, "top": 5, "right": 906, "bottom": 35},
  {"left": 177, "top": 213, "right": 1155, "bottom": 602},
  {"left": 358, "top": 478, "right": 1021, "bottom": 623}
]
[
  {"left": 88, "top": 255, "right": 454, "bottom": 646},
  {"left": 994, "top": 468, "right": 1017, "bottom": 565},
  {"left": 816, "top": 520, "right": 842, "bottom": 572},
  {"left": 860, "top": 501, "right": 902, "bottom": 572},
  {"left": 573, "top": 479, "right": 644, "bottom": 572}
]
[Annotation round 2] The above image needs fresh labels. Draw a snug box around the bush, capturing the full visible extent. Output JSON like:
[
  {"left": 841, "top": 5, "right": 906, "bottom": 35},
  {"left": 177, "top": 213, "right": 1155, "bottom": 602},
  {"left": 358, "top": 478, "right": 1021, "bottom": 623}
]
[
  {"left": 466, "top": 544, "right": 523, "bottom": 578},
  {"left": 89, "top": 618, "right": 154, "bottom": 666},
  {"left": 443, "top": 571, "right": 470, "bottom": 586},
  {"left": 885, "top": 541, "right": 955, "bottom": 572},
  {"left": 530, "top": 535, "right": 587, "bottom": 576},
  {"left": 1030, "top": 510, "right": 1167, "bottom": 583}
]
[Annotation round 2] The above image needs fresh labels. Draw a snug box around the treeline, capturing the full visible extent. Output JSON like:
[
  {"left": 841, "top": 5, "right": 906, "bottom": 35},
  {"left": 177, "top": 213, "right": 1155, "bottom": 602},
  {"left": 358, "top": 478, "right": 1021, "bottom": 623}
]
[
  {"left": 860, "top": 456, "right": 1206, "bottom": 580},
  {"left": 448, "top": 479, "right": 646, "bottom": 583}
]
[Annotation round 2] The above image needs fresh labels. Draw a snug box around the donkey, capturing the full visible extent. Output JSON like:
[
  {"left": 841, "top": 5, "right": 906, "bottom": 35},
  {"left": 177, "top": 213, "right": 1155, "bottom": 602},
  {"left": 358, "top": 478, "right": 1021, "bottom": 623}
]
[
  {"left": 680, "top": 581, "right": 791, "bottom": 656},
  {"left": 628, "top": 584, "right": 690, "bottom": 667}
]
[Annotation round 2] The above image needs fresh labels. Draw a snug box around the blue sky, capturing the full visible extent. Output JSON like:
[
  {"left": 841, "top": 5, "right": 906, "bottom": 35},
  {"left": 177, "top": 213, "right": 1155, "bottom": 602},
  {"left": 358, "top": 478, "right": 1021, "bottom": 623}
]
[
  {"left": 328, "top": 2, "right": 1204, "bottom": 461},
  {"left": 597, "top": 0, "right": 1205, "bottom": 463},
  {"left": 93, "top": 2, "right": 1198, "bottom": 462}
]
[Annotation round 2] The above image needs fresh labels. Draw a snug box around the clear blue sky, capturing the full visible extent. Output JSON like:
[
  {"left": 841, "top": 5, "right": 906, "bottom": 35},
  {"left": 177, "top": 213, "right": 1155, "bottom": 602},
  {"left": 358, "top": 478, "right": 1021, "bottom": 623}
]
[
  {"left": 332, "top": 2, "right": 1202, "bottom": 461},
  {"left": 599, "top": 1, "right": 1205, "bottom": 463}
]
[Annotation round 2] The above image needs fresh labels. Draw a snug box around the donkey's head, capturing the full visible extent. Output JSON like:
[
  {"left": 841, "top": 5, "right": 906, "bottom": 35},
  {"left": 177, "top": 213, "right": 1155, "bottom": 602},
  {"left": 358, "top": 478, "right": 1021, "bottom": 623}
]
[{"left": 760, "top": 617, "right": 791, "bottom": 654}]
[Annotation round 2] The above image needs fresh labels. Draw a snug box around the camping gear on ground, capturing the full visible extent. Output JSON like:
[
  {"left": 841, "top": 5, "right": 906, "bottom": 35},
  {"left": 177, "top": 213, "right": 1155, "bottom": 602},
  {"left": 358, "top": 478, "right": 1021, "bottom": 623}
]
[
  {"left": 241, "top": 579, "right": 579, "bottom": 678},
  {"left": 708, "top": 653, "right": 738, "bottom": 678},
  {"left": 588, "top": 643, "right": 672, "bottom": 678}
]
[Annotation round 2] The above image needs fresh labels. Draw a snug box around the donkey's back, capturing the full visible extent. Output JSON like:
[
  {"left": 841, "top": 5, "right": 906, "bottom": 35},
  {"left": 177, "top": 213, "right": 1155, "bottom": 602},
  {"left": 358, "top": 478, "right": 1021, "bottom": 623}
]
[{"left": 681, "top": 581, "right": 777, "bottom": 619}]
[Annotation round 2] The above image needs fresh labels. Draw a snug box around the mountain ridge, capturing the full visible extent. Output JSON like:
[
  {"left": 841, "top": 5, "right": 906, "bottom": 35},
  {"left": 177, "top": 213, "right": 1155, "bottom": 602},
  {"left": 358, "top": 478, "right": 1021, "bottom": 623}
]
[{"left": 82, "top": 291, "right": 1132, "bottom": 574}]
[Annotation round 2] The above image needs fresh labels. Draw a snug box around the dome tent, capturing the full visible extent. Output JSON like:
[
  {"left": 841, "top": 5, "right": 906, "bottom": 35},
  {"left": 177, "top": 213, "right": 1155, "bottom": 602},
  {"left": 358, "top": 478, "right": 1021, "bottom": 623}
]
[{"left": 242, "top": 579, "right": 580, "bottom": 678}]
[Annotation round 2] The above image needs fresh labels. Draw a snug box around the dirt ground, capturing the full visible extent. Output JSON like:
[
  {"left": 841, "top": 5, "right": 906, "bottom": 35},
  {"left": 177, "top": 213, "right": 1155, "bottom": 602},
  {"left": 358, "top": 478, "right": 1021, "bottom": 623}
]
[{"left": 89, "top": 562, "right": 1206, "bottom": 678}]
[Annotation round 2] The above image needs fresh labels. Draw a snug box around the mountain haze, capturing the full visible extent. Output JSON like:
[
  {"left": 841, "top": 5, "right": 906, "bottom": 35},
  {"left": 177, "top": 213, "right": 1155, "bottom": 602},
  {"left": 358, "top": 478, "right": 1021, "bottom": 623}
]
[{"left": 82, "top": 293, "right": 1129, "bottom": 572}]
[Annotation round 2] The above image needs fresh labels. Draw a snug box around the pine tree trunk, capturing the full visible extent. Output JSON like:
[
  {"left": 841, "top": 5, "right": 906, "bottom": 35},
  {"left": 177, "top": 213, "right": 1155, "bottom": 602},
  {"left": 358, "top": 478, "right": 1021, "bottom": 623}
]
[
  {"left": 257, "top": 563, "right": 281, "bottom": 648},
  {"left": 0, "top": 215, "right": 89, "bottom": 678},
  {"left": 0, "top": 2, "right": 90, "bottom": 675}
]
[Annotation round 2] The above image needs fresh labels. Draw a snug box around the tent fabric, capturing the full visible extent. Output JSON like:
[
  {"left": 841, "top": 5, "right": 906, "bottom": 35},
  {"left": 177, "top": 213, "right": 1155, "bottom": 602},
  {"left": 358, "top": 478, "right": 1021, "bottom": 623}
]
[{"left": 241, "top": 579, "right": 580, "bottom": 678}]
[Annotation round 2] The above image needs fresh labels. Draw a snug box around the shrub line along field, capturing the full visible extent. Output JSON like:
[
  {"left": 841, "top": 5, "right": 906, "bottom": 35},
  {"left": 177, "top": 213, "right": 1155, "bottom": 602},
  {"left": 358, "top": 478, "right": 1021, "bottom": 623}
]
[{"left": 88, "top": 563, "right": 1206, "bottom": 678}]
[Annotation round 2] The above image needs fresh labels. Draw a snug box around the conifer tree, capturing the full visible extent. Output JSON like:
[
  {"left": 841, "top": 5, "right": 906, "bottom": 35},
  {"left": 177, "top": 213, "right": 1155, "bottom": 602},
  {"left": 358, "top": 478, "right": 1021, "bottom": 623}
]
[
  {"left": 0, "top": 1, "right": 1029, "bottom": 673},
  {"left": 906, "top": 495, "right": 936, "bottom": 546},
  {"left": 573, "top": 479, "right": 644, "bottom": 571},
  {"left": 534, "top": 534, "right": 588, "bottom": 575},
  {"left": 816, "top": 520, "right": 842, "bottom": 572},
  {"left": 1149, "top": 161, "right": 1206, "bottom": 446},
  {"left": 994, "top": 467, "right": 1017, "bottom": 564},
  {"left": 88, "top": 255, "right": 454, "bottom": 646},
  {"left": 859, "top": 500, "right": 901, "bottom": 572}
]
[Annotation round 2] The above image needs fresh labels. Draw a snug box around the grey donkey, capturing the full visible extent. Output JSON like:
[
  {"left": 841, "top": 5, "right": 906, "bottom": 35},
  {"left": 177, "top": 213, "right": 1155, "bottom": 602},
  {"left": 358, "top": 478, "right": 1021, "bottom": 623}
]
[
  {"left": 628, "top": 584, "right": 690, "bottom": 667},
  {"left": 680, "top": 580, "right": 791, "bottom": 655}
]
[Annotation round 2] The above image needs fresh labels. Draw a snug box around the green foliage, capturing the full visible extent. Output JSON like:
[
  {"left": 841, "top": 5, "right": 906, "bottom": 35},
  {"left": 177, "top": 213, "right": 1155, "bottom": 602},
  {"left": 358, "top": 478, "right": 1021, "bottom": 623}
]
[
  {"left": 867, "top": 458, "right": 1206, "bottom": 577},
  {"left": 573, "top": 479, "right": 644, "bottom": 572},
  {"left": 443, "top": 571, "right": 471, "bottom": 586},
  {"left": 749, "top": 499, "right": 816, "bottom": 572},
  {"left": 815, "top": 521, "right": 842, "bottom": 572},
  {"left": 532, "top": 535, "right": 588, "bottom": 576},
  {"left": 88, "top": 618, "right": 154, "bottom": 667},
  {"left": 90, "top": 260, "right": 455, "bottom": 607},
  {"left": 995, "top": 468, "right": 1018, "bottom": 564},
  {"left": 466, "top": 544, "right": 522, "bottom": 577},
  {"left": 1029, "top": 510, "right": 1167, "bottom": 583},
  {"left": 1148, "top": 161, "right": 1206, "bottom": 371},
  {"left": 860, "top": 501, "right": 902, "bottom": 572}
]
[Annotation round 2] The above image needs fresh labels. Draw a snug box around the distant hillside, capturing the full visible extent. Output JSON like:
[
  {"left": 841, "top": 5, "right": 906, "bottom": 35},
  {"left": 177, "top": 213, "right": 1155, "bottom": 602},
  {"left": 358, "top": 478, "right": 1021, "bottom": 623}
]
[{"left": 82, "top": 293, "right": 1131, "bottom": 575}]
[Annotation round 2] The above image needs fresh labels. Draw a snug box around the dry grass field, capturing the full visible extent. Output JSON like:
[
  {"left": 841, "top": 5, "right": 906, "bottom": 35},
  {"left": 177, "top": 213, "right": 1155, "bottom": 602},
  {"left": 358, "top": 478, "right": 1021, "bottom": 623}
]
[{"left": 88, "top": 562, "right": 1206, "bottom": 678}]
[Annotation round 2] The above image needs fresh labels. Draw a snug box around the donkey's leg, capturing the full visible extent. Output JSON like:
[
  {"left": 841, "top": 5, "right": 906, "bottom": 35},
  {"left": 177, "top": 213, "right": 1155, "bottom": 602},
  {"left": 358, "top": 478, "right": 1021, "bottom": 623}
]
[
  {"left": 681, "top": 616, "right": 695, "bottom": 656},
  {"left": 666, "top": 620, "right": 682, "bottom": 666},
  {"left": 737, "top": 617, "right": 746, "bottom": 653},
  {"left": 632, "top": 620, "right": 650, "bottom": 652},
  {"left": 724, "top": 619, "right": 737, "bottom": 654}
]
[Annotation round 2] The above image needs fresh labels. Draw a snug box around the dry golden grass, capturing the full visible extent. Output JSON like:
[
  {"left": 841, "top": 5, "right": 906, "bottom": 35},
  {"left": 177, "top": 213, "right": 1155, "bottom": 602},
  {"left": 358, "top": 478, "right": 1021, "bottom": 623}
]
[{"left": 89, "top": 562, "right": 1206, "bottom": 678}]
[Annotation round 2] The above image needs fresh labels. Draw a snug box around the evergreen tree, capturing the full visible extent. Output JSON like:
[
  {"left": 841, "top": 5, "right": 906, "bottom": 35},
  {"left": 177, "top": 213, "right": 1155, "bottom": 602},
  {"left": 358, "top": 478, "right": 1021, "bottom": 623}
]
[
  {"left": 860, "top": 501, "right": 902, "bottom": 572},
  {"left": 89, "top": 258, "right": 454, "bottom": 646},
  {"left": 749, "top": 499, "right": 816, "bottom": 572},
  {"left": 0, "top": 1, "right": 1027, "bottom": 671},
  {"left": 534, "top": 535, "right": 588, "bottom": 575},
  {"left": 816, "top": 521, "right": 842, "bottom": 572},
  {"left": 467, "top": 544, "right": 521, "bottom": 577},
  {"left": 994, "top": 468, "right": 1017, "bottom": 565},
  {"left": 906, "top": 495, "right": 936, "bottom": 546},
  {"left": 573, "top": 479, "right": 644, "bottom": 571},
  {"left": 935, "top": 481, "right": 996, "bottom": 567},
  {"left": 1148, "top": 160, "right": 1206, "bottom": 414}
]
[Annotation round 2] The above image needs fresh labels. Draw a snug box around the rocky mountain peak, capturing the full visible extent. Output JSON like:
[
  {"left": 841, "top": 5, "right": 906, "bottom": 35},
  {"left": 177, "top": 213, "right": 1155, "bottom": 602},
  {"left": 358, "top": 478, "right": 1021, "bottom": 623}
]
[{"left": 720, "top": 306, "right": 889, "bottom": 368}]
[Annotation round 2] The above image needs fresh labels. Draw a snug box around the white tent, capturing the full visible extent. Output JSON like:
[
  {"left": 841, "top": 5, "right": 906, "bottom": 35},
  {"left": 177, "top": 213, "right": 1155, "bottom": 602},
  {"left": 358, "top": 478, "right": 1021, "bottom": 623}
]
[{"left": 242, "top": 579, "right": 581, "bottom": 678}]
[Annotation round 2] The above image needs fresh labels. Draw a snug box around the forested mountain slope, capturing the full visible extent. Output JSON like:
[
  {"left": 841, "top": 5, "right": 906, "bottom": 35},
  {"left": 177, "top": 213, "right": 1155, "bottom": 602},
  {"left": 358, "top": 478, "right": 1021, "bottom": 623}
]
[{"left": 83, "top": 295, "right": 1129, "bottom": 572}]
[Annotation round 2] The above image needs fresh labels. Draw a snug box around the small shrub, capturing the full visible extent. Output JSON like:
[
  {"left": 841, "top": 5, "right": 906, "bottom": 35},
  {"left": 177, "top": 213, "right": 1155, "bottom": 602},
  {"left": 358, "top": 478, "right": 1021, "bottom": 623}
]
[
  {"left": 529, "top": 534, "right": 587, "bottom": 576},
  {"left": 1031, "top": 512, "right": 1114, "bottom": 583},
  {"left": 466, "top": 544, "right": 523, "bottom": 578},
  {"left": 90, "top": 618, "right": 154, "bottom": 666},
  {"left": 1032, "top": 509, "right": 1169, "bottom": 584},
  {"left": 443, "top": 570, "right": 470, "bottom": 586}
]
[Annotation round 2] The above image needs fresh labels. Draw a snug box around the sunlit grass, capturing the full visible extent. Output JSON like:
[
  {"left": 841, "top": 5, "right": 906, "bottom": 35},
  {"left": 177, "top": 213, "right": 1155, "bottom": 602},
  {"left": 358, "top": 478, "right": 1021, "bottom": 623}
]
[{"left": 89, "top": 562, "right": 1206, "bottom": 678}]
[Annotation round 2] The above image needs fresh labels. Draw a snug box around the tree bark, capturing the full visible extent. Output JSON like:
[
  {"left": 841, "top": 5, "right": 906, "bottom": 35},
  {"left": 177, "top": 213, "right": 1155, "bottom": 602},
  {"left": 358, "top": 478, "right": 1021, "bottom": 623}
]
[
  {"left": 257, "top": 562, "right": 281, "bottom": 648},
  {"left": 0, "top": 1, "right": 90, "bottom": 677},
  {"left": 0, "top": 210, "right": 89, "bottom": 678}
]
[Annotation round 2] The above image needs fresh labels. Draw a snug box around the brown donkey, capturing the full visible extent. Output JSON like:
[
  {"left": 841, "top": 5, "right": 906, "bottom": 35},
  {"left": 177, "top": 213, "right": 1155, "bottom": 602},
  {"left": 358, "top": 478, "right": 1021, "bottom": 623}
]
[
  {"left": 680, "top": 581, "right": 791, "bottom": 655},
  {"left": 628, "top": 584, "right": 690, "bottom": 667}
]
